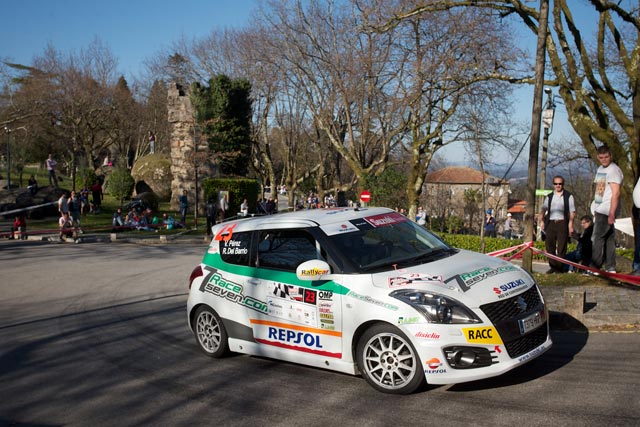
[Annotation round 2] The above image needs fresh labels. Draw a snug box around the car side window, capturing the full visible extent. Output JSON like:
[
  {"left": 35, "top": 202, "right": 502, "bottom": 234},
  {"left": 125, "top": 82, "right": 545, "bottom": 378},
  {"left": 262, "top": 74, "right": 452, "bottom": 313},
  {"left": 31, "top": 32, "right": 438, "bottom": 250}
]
[
  {"left": 258, "top": 229, "right": 318, "bottom": 272},
  {"left": 219, "top": 231, "right": 253, "bottom": 266}
]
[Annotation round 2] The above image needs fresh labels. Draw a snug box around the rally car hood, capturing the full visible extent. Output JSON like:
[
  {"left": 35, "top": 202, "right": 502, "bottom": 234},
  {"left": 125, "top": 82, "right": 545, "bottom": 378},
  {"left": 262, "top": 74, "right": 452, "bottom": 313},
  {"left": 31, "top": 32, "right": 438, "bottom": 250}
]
[{"left": 372, "top": 249, "right": 535, "bottom": 308}]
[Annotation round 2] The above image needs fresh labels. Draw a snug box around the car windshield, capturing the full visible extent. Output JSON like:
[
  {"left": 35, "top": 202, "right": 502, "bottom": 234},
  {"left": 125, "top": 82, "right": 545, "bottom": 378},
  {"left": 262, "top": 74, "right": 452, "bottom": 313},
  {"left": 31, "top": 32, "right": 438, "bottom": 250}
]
[{"left": 326, "top": 213, "right": 455, "bottom": 272}]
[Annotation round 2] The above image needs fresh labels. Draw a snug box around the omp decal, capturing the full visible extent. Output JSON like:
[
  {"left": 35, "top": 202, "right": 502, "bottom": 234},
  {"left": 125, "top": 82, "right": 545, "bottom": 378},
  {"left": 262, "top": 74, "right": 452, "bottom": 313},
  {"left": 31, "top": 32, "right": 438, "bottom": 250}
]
[
  {"left": 199, "top": 266, "right": 268, "bottom": 314},
  {"left": 251, "top": 319, "right": 342, "bottom": 358},
  {"left": 347, "top": 290, "right": 399, "bottom": 310},
  {"left": 447, "top": 265, "right": 519, "bottom": 292},
  {"left": 462, "top": 326, "right": 504, "bottom": 344},
  {"left": 318, "top": 291, "right": 333, "bottom": 300}
]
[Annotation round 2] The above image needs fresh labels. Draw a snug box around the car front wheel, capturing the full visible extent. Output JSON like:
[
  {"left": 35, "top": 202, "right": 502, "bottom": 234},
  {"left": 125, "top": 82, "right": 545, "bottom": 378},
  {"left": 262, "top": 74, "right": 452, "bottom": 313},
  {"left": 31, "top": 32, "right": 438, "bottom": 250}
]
[
  {"left": 193, "top": 306, "right": 229, "bottom": 358},
  {"left": 356, "top": 323, "right": 425, "bottom": 394}
]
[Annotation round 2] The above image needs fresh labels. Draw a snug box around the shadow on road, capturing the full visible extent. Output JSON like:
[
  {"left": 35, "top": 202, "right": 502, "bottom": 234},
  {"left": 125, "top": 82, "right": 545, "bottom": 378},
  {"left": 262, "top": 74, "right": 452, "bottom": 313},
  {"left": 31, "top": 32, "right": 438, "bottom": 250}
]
[{"left": 445, "top": 318, "right": 588, "bottom": 393}]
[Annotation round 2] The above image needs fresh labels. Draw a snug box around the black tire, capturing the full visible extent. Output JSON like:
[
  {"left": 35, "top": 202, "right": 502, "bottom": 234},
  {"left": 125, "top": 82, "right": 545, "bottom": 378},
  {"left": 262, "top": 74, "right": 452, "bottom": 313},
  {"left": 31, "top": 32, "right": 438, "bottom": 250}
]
[
  {"left": 193, "top": 306, "right": 229, "bottom": 358},
  {"left": 356, "top": 323, "right": 425, "bottom": 394}
]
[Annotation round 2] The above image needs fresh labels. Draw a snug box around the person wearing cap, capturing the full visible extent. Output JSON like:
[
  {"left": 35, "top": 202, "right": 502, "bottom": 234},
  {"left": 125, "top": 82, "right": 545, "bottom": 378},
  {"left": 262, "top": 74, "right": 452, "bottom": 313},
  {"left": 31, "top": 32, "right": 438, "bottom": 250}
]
[
  {"left": 539, "top": 175, "right": 576, "bottom": 274},
  {"left": 484, "top": 209, "right": 497, "bottom": 238},
  {"left": 504, "top": 213, "right": 513, "bottom": 239}
]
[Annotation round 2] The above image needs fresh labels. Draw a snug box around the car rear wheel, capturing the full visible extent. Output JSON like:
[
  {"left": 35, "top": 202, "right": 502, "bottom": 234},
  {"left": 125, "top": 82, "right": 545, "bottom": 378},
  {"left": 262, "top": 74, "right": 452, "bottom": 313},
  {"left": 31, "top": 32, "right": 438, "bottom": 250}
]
[
  {"left": 356, "top": 323, "right": 425, "bottom": 394},
  {"left": 193, "top": 306, "right": 229, "bottom": 358}
]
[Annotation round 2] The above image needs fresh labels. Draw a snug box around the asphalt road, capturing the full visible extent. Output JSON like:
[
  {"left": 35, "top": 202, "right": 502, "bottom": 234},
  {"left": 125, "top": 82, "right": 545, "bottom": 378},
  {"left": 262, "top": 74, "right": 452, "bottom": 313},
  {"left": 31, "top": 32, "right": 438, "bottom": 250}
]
[{"left": 1, "top": 241, "right": 639, "bottom": 427}]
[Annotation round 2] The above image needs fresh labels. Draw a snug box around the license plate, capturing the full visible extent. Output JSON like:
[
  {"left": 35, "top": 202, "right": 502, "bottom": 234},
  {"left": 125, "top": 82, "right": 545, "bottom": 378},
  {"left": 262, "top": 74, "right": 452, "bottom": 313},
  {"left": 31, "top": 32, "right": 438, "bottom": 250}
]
[{"left": 518, "top": 310, "right": 544, "bottom": 335}]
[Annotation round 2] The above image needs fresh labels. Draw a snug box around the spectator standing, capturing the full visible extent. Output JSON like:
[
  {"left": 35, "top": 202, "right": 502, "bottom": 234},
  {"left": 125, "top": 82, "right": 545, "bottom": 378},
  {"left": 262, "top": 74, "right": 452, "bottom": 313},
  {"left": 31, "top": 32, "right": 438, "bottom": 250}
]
[
  {"left": 564, "top": 215, "right": 594, "bottom": 272},
  {"left": 219, "top": 192, "right": 229, "bottom": 221},
  {"left": 205, "top": 197, "right": 217, "bottom": 237},
  {"left": 46, "top": 154, "right": 58, "bottom": 188},
  {"left": 149, "top": 131, "right": 156, "bottom": 154},
  {"left": 590, "top": 145, "right": 623, "bottom": 273},
  {"left": 416, "top": 207, "right": 427, "bottom": 227},
  {"left": 179, "top": 190, "right": 189, "bottom": 226},
  {"left": 240, "top": 198, "right": 249, "bottom": 217},
  {"left": 58, "top": 192, "right": 69, "bottom": 216},
  {"left": 68, "top": 191, "right": 82, "bottom": 230},
  {"left": 539, "top": 175, "right": 576, "bottom": 273},
  {"left": 504, "top": 213, "right": 513, "bottom": 239},
  {"left": 484, "top": 210, "right": 497, "bottom": 238},
  {"left": 91, "top": 181, "right": 103, "bottom": 213},
  {"left": 80, "top": 187, "right": 90, "bottom": 215},
  {"left": 27, "top": 175, "right": 38, "bottom": 195},
  {"left": 631, "top": 176, "right": 640, "bottom": 275}
]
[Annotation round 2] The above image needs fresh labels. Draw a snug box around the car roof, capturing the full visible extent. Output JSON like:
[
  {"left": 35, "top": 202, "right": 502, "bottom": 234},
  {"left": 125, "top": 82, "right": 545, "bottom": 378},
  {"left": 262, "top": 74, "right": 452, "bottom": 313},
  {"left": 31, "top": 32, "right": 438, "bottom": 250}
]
[{"left": 217, "top": 206, "right": 398, "bottom": 232}]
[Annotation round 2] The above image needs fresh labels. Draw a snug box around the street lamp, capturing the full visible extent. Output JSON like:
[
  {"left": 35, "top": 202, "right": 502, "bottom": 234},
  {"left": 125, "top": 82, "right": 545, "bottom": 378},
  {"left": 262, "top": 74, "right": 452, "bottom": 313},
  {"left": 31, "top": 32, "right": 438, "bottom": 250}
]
[
  {"left": 4, "top": 126, "right": 10, "bottom": 189},
  {"left": 537, "top": 88, "right": 556, "bottom": 220}
]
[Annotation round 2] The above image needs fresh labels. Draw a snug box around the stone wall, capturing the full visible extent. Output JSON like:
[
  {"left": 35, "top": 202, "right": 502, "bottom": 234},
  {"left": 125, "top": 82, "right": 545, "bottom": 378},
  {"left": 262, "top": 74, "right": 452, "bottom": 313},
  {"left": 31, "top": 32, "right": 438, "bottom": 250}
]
[{"left": 167, "top": 83, "right": 213, "bottom": 216}]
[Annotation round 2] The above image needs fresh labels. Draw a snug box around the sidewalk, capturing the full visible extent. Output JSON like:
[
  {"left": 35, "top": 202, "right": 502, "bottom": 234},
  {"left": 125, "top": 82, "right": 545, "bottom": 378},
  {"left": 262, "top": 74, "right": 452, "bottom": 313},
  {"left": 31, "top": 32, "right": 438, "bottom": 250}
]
[{"left": 541, "top": 285, "right": 640, "bottom": 330}]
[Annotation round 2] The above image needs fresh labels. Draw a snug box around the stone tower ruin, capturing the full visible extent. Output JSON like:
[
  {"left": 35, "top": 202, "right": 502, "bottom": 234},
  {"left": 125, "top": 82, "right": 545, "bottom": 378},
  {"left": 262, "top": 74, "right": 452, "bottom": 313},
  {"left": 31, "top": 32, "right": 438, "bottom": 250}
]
[{"left": 167, "top": 82, "right": 214, "bottom": 215}]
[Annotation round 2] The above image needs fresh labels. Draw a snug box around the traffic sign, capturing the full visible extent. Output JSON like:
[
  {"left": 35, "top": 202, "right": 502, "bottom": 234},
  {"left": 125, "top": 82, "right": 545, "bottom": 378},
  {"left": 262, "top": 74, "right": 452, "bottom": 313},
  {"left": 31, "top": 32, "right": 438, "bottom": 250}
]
[{"left": 360, "top": 190, "right": 371, "bottom": 203}]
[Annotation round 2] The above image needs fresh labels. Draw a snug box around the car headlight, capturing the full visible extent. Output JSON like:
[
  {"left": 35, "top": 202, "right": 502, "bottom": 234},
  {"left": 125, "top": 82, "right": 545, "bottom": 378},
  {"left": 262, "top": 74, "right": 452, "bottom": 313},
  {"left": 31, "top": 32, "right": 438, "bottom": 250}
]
[{"left": 390, "top": 289, "right": 481, "bottom": 324}]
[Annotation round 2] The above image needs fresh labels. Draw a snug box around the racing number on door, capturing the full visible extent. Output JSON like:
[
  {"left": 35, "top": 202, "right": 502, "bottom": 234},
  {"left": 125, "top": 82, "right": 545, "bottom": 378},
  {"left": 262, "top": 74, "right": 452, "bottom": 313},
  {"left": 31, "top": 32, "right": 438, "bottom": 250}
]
[{"left": 303, "top": 289, "right": 317, "bottom": 305}]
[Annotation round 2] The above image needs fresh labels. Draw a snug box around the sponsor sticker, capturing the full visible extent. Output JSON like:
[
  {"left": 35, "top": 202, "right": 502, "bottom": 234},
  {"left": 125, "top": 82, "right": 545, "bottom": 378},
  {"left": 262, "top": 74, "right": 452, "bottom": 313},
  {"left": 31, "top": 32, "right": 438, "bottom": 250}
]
[
  {"left": 450, "top": 265, "right": 519, "bottom": 292},
  {"left": 389, "top": 273, "right": 443, "bottom": 288},
  {"left": 493, "top": 278, "right": 528, "bottom": 299},
  {"left": 425, "top": 357, "right": 447, "bottom": 374},
  {"left": 363, "top": 212, "right": 409, "bottom": 227},
  {"left": 462, "top": 326, "right": 503, "bottom": 344}
]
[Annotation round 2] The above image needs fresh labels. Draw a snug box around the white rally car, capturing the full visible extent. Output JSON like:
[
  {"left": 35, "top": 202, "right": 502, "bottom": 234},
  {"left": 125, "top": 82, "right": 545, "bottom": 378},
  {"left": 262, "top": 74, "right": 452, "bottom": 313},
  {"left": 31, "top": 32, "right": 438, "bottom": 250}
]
[{"left": 187, "top": 207, "right": 551, "bottom": 394}]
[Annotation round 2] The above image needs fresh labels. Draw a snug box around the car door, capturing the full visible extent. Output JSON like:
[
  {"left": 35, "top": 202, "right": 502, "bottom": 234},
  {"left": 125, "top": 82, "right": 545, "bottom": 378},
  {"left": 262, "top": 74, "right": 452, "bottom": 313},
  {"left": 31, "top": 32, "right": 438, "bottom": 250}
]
[{"left": 248, "top": 228, "right": 344, "bottom": 360}]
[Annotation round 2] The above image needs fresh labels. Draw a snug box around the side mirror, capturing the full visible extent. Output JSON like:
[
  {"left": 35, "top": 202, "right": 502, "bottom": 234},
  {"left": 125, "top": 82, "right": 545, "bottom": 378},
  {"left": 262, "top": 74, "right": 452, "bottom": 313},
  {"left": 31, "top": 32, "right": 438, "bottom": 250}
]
[{"left": 296, "top": 259, "right": 331, "bottom": 281}]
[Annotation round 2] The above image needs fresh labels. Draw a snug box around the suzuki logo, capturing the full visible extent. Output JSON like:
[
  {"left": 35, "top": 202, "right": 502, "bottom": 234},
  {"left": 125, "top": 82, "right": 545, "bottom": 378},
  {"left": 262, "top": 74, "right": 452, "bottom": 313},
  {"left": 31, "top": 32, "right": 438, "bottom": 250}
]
[{"left": 516, "top": 296, "right": 527, "bottom": 312}]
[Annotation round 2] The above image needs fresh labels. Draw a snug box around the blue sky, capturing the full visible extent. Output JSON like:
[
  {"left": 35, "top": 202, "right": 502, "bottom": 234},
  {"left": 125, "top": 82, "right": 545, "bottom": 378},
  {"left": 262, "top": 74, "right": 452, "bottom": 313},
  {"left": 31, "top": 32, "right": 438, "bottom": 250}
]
[
  {"left": 1, "top": 0, "right": 258, "bottom": 79},
  {"left": 2, "top": 0, "right": 597, "bottom": 167}
]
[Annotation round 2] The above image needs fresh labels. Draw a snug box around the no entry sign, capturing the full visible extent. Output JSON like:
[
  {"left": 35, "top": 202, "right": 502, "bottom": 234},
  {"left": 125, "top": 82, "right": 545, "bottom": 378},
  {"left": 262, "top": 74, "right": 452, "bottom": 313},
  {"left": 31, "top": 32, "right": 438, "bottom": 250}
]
[{"left": 360, "top": 190, "right": 371, "bottom": 203}]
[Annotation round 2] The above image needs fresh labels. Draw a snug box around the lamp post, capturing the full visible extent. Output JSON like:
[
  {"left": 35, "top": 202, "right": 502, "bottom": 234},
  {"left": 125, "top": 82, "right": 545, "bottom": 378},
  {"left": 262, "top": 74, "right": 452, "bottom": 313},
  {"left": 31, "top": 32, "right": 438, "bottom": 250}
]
[
  {"left": 4, "top": 126, "right": 10, "bottom": 189},
  {"left": 537, "top": 88, "right": 556, "bottom": 231}
]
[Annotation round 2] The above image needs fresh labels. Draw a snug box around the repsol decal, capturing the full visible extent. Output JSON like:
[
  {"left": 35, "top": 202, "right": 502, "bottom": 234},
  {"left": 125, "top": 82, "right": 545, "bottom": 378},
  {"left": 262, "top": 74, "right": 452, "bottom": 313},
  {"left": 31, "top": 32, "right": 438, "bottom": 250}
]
[
  {"left": 267, "top": 327, "right": 323, "bottom": 347},
  {"left": 424, "top": 357, "right": 447, "bottom": 374},
  {"left": 251, "top": 320, "right": 342, "bottom": 358},
  {"left": 199, "top": 266, "right": 268, "bottom": 314},
  {"left": 448, "top": 265, "right": 519, "bottom": 292},
  {"left": 462, "top": 326, "right": 503, "bottom": 344}
]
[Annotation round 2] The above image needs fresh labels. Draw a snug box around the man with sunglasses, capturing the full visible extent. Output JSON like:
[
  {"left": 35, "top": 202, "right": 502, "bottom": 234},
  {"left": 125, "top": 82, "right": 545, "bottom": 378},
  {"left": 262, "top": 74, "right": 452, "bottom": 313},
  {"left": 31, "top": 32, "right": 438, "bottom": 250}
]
[{"left": 539, "top": 175, "right": 576, "bottom": 273}]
